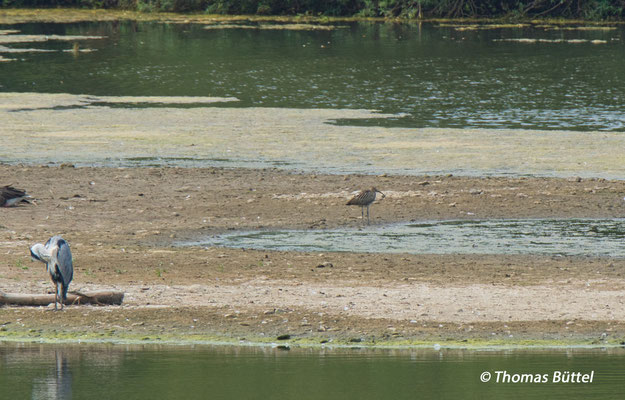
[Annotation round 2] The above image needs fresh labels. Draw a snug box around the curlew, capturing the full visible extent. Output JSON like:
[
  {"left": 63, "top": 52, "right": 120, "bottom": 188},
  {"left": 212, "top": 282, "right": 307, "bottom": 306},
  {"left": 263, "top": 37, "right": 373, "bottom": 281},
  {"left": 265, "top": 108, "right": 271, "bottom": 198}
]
[{"left": 346, "top": 187, "right": 385, "bottom": 224}]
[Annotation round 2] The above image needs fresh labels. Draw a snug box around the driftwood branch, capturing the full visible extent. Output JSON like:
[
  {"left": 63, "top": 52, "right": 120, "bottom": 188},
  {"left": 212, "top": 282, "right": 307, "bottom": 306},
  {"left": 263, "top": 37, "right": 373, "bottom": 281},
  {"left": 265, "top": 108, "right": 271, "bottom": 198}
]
[{"left": 0, "top": 291, "right": 124, "bottom": 306}]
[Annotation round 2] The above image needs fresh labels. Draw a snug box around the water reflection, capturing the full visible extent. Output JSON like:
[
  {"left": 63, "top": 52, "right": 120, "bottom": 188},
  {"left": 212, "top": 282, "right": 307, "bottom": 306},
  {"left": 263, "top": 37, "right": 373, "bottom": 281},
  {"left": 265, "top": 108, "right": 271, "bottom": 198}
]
[
  {"left": 31, "top": 350, "right": 72, "bottom": 400},
  {"left": 1, "top": 343, "right": 625, "bottom": 399},
  {"left": 0, "top": 344, "right": 126, "bottom": 399}
]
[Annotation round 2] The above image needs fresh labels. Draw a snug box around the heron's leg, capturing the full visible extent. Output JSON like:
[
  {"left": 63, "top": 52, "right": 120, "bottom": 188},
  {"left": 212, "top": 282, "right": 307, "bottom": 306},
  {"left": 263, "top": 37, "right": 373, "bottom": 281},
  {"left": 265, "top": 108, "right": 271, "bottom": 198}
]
[
  {"left": 54, "top": 282, "right": 58, "bottom": 311},
  {"left": 59, "top": 283, "right": 64, "bottom": 310}
]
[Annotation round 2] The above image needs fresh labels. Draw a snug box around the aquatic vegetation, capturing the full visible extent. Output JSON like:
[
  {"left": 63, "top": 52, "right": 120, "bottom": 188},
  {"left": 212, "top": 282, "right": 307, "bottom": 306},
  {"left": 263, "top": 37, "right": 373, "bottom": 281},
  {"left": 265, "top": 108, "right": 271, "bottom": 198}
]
[
  {"left": 536, "top": 25, "right": 618, "bottom": 30},
  {"left": 0, "top": 8, "right": 366, "bottom": 25},
  {"left": 438, "top": 23, "right": 530, "bottom": 29},
  {"left": 0, "top": 93, "right": 238, "bottom": 110},
  {"left": 493, "top": 38, "right": 608, "bottom": 43},
  {"left": 203, "top": 22, "right": 347, "bottom": 30},
  {"left": 0, "top": 326, "right": 622, "bottom": 348},
  {"left": 86, "top": 95, "right": 240, "bottom": 104},
  {"left": 2, "top": 5, "right": 625, "bottom": 23},
  {"left": 437, "top": 22, "right": 619, "bottom": 30},
  {"left": 2, "top": 92, "right": 625, "bottom": 177},
  {"left": 0, "top": 30, "right": 105, "bottom": 59},
  {"left": 202, "top": 23, "right": 258, "bottom": 29},
  {"left": 0, "top": 45, "right": 55, "bottom": 53},
  {"left": 0, "top": 33, "right": 107, "bottom": 44}
]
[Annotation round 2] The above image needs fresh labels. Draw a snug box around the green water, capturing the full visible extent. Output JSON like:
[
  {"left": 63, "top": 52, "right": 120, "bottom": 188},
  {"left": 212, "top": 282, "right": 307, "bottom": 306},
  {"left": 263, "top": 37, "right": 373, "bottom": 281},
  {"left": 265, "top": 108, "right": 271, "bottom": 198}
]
[
  {"left": 1, "top": 21, "right": 624, "bottom": 131},
  {"left": 187, "top": 218, "right": 625, "bottom": 257},
  {"left": 2, "top": 343, "right": 625, "bottom": 399}
]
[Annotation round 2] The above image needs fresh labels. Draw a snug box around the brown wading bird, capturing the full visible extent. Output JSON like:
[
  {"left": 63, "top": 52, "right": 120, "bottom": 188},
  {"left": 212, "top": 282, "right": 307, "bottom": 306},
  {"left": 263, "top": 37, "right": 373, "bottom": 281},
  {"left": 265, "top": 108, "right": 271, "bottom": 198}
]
[
  {"left": 346, "top": 187, "right": 385, "bottom": 224},
  {"left": 1, "top": 185, "right": 30, "bottom": 207}
]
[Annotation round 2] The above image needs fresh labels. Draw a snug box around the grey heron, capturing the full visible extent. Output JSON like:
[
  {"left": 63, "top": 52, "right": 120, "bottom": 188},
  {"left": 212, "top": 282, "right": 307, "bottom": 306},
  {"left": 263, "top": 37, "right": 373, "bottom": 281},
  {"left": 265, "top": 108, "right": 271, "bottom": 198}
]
[
  {"left": 1, "top": 185, "right": 30, "bottom": 207},
  {"left": 30, "top": 236, "right": 74, "bottom": 310},
  {"left": 346, "top": 187, "right": 385, "bottom": 224}
]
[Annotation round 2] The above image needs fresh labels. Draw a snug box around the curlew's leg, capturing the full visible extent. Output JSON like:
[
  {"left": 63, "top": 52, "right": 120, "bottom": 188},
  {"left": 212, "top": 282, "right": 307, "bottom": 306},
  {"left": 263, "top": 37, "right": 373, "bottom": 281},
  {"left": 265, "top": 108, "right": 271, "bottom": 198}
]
[{"left": 366, "top": 205, "right": 370, "bottom": 225}]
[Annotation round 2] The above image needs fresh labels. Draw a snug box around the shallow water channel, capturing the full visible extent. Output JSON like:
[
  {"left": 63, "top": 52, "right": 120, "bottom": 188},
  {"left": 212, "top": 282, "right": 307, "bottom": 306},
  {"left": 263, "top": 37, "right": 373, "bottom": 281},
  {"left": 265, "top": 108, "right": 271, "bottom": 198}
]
[
  {"left": 1, "top": 343, "right": 625, "bottom": 399},
  {"left": 189, "top": 218, "right": 625, "bottom": 257}
]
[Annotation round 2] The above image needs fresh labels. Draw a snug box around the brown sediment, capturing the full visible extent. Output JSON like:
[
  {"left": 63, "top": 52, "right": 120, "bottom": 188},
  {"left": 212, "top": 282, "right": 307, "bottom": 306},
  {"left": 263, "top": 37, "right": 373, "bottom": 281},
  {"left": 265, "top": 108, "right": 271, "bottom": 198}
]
[{"left": 1, "top": 165, "right": 624, "bottom": 346}]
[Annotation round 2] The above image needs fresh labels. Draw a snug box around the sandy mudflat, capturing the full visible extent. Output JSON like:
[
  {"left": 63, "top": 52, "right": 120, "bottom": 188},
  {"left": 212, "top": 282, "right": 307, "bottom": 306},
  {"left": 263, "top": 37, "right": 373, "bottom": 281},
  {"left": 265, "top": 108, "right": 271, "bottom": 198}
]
[{"left": 1, "top": 164, "right": 625, "bottom": 346}]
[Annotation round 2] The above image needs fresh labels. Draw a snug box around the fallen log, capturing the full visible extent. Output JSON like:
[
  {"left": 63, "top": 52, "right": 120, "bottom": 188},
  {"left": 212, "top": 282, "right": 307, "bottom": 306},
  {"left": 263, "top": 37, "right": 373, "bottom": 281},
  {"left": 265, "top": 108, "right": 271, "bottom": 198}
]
[{"left": 0, "top": 291, "right": 124, "bottom": 306}]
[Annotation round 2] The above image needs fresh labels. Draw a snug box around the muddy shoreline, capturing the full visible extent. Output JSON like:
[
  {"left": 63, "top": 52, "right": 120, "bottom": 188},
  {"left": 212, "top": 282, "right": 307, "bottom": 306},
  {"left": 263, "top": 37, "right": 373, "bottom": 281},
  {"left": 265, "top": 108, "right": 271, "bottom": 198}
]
[{"left": 1, "top": 165, "right": 625, "bottom": 347}]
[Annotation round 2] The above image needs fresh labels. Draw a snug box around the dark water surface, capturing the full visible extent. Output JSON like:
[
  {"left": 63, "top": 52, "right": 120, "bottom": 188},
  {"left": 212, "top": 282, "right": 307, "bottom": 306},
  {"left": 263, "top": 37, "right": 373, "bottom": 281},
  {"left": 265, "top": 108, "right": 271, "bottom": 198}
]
[
  {"left": 2, "top": 343, "right": 625, "bottom": 399},
  {"left": 1, "top": 21, "right": 624, "bottom": 131},
  {"left": 187, "top": 218, "right": 625, "bottom": 257}
]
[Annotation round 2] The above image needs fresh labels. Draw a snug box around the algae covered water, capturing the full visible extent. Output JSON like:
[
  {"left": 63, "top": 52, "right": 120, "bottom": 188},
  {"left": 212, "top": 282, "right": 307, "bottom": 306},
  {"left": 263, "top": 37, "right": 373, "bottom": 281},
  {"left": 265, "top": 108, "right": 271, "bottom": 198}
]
[
  {"left": 2, "top": 22, "right": 625, "bottom": 177},
  {"left": 188, "top": 219, "right": 625, "bottom": 257}
]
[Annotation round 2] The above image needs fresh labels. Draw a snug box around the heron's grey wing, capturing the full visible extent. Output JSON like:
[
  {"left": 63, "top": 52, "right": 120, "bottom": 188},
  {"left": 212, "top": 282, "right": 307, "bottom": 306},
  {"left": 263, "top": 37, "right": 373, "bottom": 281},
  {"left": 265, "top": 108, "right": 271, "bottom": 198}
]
[{"left": 56, "top": 240, "right": 73, "bottom": 287}]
